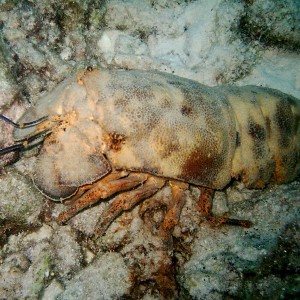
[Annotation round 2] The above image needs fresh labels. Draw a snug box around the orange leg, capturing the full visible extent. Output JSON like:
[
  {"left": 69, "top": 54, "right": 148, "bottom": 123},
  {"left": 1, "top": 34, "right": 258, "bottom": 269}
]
[
  {"left": 57, "top": 172, "right": 148, "bottom": 225},
  {"left": 198, "top": 187, "right": 251, "bottom": 228},
  {"left": 162, "top": 180, "right": 189, "bottom": 232},
  {"left": 95, "top": 176, "right": 165, "bottom": 235},
  {"left": 63, "top": 171, "right": 129, "bottom": 204}
]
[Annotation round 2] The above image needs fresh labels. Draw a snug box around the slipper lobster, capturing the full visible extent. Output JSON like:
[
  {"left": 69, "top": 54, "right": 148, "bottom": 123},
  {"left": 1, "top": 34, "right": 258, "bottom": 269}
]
[{"left": 1, "top": 68, "right": 299, "bottom": 234}]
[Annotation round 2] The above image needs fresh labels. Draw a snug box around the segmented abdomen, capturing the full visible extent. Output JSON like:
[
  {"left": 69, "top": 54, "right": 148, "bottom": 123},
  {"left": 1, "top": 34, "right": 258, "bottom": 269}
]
[{"left": 221, "top": 85, "right": 300, "bottom": 188}]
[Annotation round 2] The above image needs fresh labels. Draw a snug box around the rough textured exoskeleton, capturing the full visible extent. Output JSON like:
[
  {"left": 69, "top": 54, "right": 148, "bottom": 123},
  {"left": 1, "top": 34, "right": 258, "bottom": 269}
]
[{"left": 1, "top": 68, "right": 299, "bottom": 234}]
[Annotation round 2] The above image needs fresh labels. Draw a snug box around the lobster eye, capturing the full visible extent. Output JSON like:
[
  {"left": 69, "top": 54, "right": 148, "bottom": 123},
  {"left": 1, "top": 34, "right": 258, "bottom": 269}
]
[{"left": 0, "top": 114, "right": 49, "bottom": 155}]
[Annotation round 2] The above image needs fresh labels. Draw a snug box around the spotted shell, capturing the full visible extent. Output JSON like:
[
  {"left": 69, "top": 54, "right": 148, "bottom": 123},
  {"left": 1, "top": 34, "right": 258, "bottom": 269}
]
[{"left": 13, "top": 68, "right": 300, "bottom": 200}]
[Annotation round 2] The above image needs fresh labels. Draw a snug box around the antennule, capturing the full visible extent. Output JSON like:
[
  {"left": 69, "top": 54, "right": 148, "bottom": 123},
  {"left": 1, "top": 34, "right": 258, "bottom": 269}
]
[
  {"left": 0, "top": 115, "right": 50, "bottom": 155},
  {"left": 0, "top": 114, "right": 48, "bottom": 128}
]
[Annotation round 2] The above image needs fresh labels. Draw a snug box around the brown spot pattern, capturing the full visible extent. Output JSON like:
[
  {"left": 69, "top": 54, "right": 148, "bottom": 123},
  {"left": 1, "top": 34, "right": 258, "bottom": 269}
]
[
  {"left": 181, "top": 146, "right": 223, "bottom": 186},
  {"left": 108, "top": 132, "right": 126, "bottom": 151},
  {"left": 180, "top": 104, "right": 193, "bottom": 116},
  {"left": 248, "top": 118, "right": 266, "bottom": 158},
  {"left": 274, "top": 100, "right": 293, "bottom": 147},
  {"left": 248, "top": 118, "right": 265, "bottom": 142}
]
